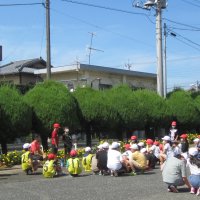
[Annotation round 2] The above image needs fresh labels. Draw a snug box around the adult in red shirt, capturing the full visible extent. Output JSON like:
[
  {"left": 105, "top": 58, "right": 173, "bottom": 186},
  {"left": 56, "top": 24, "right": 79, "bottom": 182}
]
[
  {"left": 51, "top": 123, "right": 60, "bottom": 154},
  {"left": 30, "top": 135, "right": 43, "bottom": 160}
]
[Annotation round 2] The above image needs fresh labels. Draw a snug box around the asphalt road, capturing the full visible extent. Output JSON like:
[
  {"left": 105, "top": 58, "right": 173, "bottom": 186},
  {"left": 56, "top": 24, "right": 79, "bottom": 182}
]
[{"left": 0, "top": 166, "right": 199, "bottom": 200}]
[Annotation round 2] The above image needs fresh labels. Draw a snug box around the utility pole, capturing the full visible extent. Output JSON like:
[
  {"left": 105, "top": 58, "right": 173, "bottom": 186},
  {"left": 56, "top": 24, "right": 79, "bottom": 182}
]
[
  {"left": 156, "top": 0, "right": 164, "bottom": 97},
  {"left": 163, "top": 23, "right": 167, "bottom": 98},
  {"left": 46, "top": 0, "right": 51, "bottom": 80},
  {"left": 133, "top": 0, "right": 166, "bottom": 97}
]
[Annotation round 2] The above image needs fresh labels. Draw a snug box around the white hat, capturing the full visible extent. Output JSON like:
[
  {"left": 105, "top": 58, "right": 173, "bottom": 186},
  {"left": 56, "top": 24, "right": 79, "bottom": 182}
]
[
  {"left": 85, "top": 147, "right": 91, "bottom": 152},
  {"left": 193, "top": 138, "right": 200, "bottom": 143},
  {"left": 130, "top": 144, "right": 139, "bottom": 150},
  {"left": 162, "top": 136, "right": 171, "bottom": 141},
  {"left": 97, "top": 144, "right": 103, "bottom": 149},
  {"left": 138, "top": 142, "right": 144, "bottom": 147},
  {"left": 111, "top": 142, "right": 120, "bottom": 149},
  {"left": 102, "top": 142, "right": 109, "bottom": 149},
  {"left": 23, "top": 143, "right": 31, "bottom": 149},
  {"left": 189, "top": 147, "right": 198, "bottom": 156},
  {"left": 140, "top": 148, "right": 147, "bottom": 153}
]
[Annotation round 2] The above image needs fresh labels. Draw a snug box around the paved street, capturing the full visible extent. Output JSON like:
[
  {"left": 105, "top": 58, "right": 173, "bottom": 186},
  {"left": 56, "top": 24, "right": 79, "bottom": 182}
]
[{"left": 0, "top": 166, "right": 199, "bottom": 200}]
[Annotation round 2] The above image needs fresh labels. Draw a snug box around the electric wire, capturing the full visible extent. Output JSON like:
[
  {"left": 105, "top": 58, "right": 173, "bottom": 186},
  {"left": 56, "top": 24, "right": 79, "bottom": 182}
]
[
  {"left": 180, "top": 0, "right": 200, "bottom": 8},
  {"left": 50, "top": 7, "right": 155, "bottom": 48},
  {"left": 0, "top": 2, "right": 44, "bottom": 7},
  {"left": 164, "top": 18, "right": 200, "bottom": 30},
  {"left": 61, "top": 0, "right": 155, "bottom": 24}
]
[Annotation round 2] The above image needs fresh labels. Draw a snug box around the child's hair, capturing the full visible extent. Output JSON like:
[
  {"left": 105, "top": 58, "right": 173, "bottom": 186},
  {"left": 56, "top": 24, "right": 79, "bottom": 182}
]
[{"left": 190, "top": 156, "right": 200, "bottom": 168}]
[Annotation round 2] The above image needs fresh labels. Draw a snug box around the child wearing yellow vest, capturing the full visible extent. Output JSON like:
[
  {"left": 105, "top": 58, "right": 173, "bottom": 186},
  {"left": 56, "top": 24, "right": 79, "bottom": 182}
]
[
  {"left": 66, "top": 150, "right": 82, "bottom": 177},
  {"left": 43, "top": 153, "right": 57, "bottom": 178},
  {"left": 82, "top": 147, "right": 93, "bottom": 172},
  {"left": 21, "top": 143, "right": 38, "bottom": 175}
]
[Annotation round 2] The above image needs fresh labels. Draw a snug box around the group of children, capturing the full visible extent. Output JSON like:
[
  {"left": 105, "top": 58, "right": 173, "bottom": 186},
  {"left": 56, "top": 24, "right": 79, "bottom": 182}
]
[{"left": 21, "top": 133, "right": 200, "bottom": 195}]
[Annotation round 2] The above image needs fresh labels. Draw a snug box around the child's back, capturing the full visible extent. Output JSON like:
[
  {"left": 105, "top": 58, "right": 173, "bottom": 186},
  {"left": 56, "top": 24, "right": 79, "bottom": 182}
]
[
  {"left": 82, "top": 153, "right": 93, "bottom": 172},
  {"left": 43, "top": 153, "right": 57, "bottom": 178},
  {"left": 67, "top": 150, "right": 82, "bottom": 176},
  {"left": 43, "top": 159, "right": 56, "bottom": 178}
]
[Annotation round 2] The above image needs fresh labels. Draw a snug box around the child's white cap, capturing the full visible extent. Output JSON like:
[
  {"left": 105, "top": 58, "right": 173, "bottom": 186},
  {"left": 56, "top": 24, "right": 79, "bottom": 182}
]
[
  {"left": 140, "top": 148, "right": 147, "bottom": 153},
  {"left": 138, "top": 142, "right": 144, "bottom": 147},
  {"left": 23, "top": 143, "right": 31, "bottom": 149},
  {"left": 102, "top": 142, "right": 109, "bottom": 149},
  {"left": 193, "top": 138, "right": 200, "bottom": 143},
  {"left": 85, "top": 147, "right": 91, "bottom": 152}
]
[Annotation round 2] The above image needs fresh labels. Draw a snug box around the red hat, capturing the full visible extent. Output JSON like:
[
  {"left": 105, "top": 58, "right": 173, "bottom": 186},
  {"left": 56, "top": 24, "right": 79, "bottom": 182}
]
[
  {"left": 131, "top": 135, "right": 137, "bottom": 140},
  {"left": 171, "top": 121, "right": 176, "bottom": 126},
  {"left": 124, "top": 144, "right": 131, "bottom": 150},
  {"left": 53, "top": 123, "right": 60, "bottom": 128},
  {"left": 70, "top": 150, "right": 77, "bottom": 157},
  {"left": 48, "top": 153, "right": 56, "bottom": 160},
  {"left": 146, "top": 139, "right": 154, "bottom": 145},
  {"left": 153, "top": 141, "right": 160, "bottom": 146},
  {"left": 180, "top": 134, "right": 188, "bottom": 139}
]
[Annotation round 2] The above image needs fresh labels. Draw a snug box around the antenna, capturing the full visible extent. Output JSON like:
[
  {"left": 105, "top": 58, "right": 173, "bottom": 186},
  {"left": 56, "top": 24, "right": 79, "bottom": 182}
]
[
  {"left": 124, "top": 59, "right": 134, "bottom": 70},
  {"left": 87, "top": 32, "right": 104, "bottom": 65}
]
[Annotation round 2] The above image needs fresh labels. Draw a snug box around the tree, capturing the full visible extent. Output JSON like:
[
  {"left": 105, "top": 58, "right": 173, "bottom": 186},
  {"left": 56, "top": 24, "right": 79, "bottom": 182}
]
[
  {"left": 0, "top": 85, "right": 32, "bottom": 154},
  {"left": 193, "top": 94, "right": 200, "bottom": 132},
  {"left": 73, "top": 87, "right": 99, "bottom": 145},
  {"left": 24, "top": 80, "right": 80, "bottom": 149},
  {"left": 166, "top": 90, "right": 199, "bottom": 130},
  {"left": 134, "top": 89, "right": 166, "bottom": 138},
  {"left": 105, "top": 85, "right": 145, "bottom": 139}
]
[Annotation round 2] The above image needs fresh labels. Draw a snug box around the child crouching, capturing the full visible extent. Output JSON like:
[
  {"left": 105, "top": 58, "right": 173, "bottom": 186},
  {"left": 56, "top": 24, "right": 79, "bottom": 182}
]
[
  {"left": 43, "top": 153, "right": 62, "bottom": 178},
  {"left": 82, "top": 147, "right": 93, "bottom": 172},
  {"left": 67, "top": 150, "right": 82, "bottom": 177},
  {"left": 21, "top": 143, "right": 38, "bottom": 175}
]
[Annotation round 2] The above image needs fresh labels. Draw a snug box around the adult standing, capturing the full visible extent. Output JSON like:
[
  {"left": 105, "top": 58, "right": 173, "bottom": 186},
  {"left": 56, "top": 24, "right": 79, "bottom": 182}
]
[
  {"left": 51, "top": 123, "right": 60, "bottom": 155},
  {"left": 169, "top": 121, "right": 179, "bottom": 141},
  {"left": 62, "top": 127, "right": 72, "bottom": 162}
]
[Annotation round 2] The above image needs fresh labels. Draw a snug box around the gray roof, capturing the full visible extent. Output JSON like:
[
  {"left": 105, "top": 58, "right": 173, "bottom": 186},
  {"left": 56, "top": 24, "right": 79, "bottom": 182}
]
[
  {"left": 0, "top": 58, "right": 47, "bottom": 75},
  {"left": 79, "top": 64, "right": 156, "bottom": 79}
]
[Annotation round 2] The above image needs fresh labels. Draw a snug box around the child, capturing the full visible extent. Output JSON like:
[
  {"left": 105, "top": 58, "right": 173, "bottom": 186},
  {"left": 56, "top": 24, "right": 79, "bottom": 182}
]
[
  {"left": 160, "top": 136, "right": 173, "bottom": 165},
  {"left": 43, "top": 153, "right": 61, "bottom": 178},
  {"left": 82, "top": 147, "right": 93, "bottom": 172},
  {"left": 21, "top": 143, "right": 38, "bottom": 175},
  {"left": 187, "top": 148, "right": 200, "bottom": 196},
  {"left": 66, "top": 150, "right": 82, "bottom": 177}
]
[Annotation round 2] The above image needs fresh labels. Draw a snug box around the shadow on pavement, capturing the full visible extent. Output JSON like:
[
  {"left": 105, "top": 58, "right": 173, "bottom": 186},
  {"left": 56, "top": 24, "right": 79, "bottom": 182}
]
[
  {"left": 178, "top": 188, "right": 190, "bottom": 193},
  {"left": 0, "top": 173, "right": 19, "bottom": 176}
]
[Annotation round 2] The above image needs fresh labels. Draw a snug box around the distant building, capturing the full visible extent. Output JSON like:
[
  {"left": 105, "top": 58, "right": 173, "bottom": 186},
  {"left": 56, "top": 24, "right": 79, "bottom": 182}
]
[
  {"left": 0, "top": 58, "right": 47, "bottom": 85},
  {"left": 34, "top": 63, "right": 157, "bottom": 91}
]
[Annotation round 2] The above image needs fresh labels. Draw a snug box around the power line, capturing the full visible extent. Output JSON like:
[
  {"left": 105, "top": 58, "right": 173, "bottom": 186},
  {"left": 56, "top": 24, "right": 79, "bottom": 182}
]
[
  {"left": 168, "top": 25, "right": 200, "bottom": 32},
  {"left": 170, "top": 35, "right": 200, "bottom": 52},
  {"left": 169, "top": 29, "right": 200, "bottom": 48},
  {"left": 164, "top": 18, "right": 200, "bottom": 30},
  {"left": 180, "top": 0, "right": 200, "bottom": 8},
  {"left": 50, "top": 7, "right": 155, "bottom": 48},
  {"left": 0, "top": 2, "right": 44, "bottom": 7},
  {"left": 61, "top": 0, "right": 155, "bottom": 24}
]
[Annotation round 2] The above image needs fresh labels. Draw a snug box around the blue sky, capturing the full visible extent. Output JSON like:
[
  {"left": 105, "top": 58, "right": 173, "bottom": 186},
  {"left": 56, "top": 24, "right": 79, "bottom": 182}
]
[{"left": 0, "top": 0, "right": 200, "bottom": 91}]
